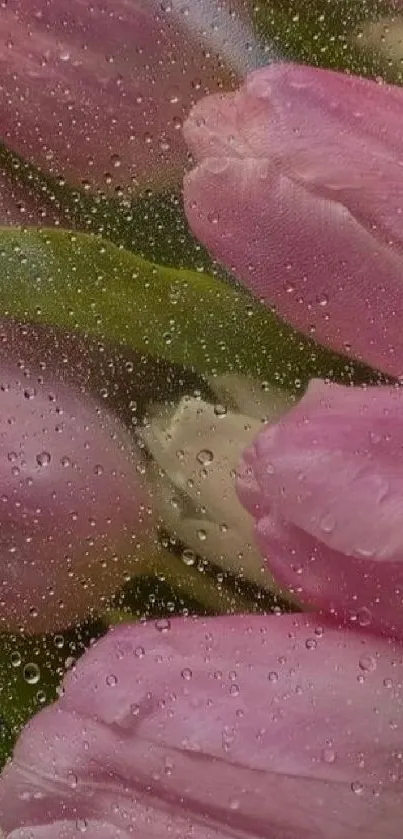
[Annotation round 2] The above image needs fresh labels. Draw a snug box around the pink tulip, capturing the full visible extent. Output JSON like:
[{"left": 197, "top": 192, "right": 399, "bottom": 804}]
[
  {"left": 236, "top": 378, "right": 403, "bottom": 639},
  {"left": 0, "top": 359, "right": 150, "bottom": 634},
  {"left": 183, "top": 62, "right": 403, "bottom": 379},
  {"left": 0, "top": 0, "right": 263, "bottom": 197},
  {"left": 1, "top": 613, "right": 402, "bottom": 838}
]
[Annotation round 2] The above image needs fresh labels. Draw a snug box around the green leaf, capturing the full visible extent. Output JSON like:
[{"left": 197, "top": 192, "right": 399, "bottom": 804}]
[
  {"left": 0, "top": 226, "right": 380, "bottom": 389},
  {"left": 253, "top": 0, "right": 401, "bottom": 83}
]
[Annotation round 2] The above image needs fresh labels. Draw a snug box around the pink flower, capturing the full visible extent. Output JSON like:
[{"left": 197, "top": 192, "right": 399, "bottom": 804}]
[
  {"left": 0, "top": 0, "right": 262, "bottom": 197},
  {"left": 0, "top": 359, "right": 149, "bottom": 634},
  {"left": 236, "top": 378, "right": 403, "bottom": 639},
  {"left": 183, "top": 62, "right": 403, "bottom": 379},
  {"left": 1, "top": 613, "right": 402, "bottom": 838}
]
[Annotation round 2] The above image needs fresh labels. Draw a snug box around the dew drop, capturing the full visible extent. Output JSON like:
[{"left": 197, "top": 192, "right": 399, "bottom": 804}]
[
  {"left": 155, "top": 617, "right": 171, "bottom": 633},
  {"left": 196, "top": 449, "right": 214, "bottom": 466},
  {"left": 351, "top": 781, "right": 364, "bottom": 795},
  {"left": 23, "top": 662, "right": 40, "bottom": 684},
  {"left": 181, "top": 667, "right": 192, "bottom": 680},
  {"left": 319, "top": 513, "right": 335, "bottom": 534},
  {"left": 359, "top": 655, "right": 377, "bottom": 673},
  {"left": 10, "top": 651, "right": 21, "bottom": 668},
  {"left": 229, "top": 797, "right": 240, "bottom": 810},
  {"left": 36, "top": 451, "right": 51, "bottom": 467},
  {"left": 357, "top": 607, "right": 372, "bottom": 627},
  {"left": 322, "top": 747, "right": 336, "bottom": 764},
  {"left": 182, "top": 548, "right": 196, "bottom": 566}
]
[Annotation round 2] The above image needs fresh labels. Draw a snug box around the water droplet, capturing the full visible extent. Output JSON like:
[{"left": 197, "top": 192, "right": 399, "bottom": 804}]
[
  {"left": 319, "top": 513, "right": 335, "bottom": 534},
  {"left": 229, "top": 797, "right": 240, "bottom": 810},
  {"left": 305, "top": 638, "right": 317, "bottom": 650},
  {"left": 322, "top": 747, "right": 336, "bottom": 764},
  {"left": 351, "top": 781, "right": 364, "bottom": 795},
  {"left": 106, "top": 673, "right": 117, "bottom": 687},
  {"left": 67, "top": 771, "right": 78, "bottom": 788},
  {"left": 359, "top": 655, "right": 377, "bottom": 672},
  {"left": 213, "top": 404, "right": 227, "bottom": 417},
  {"left": 182, "top": 548, "right": 196, "bottom": 566},
  {"left": 36, "top": 451, "right": 51, "bottom": 467},
  {"left": 196, "top": 449, "right": 214, "bottom": 466},
  {"left": 357, "top": 607, "right": 372, "bottom": 627},
  {"left": 181, "top": 668, "right": 192, "bottom": 680},
  {"left": 155, "top": 617, "right": 171, "bottom": 633},
  {"left": 10, "top": 651, "right": 21, "bottom": 668},
  {"left": 23, "top": 662, "right": 40, "bottom": 684}
]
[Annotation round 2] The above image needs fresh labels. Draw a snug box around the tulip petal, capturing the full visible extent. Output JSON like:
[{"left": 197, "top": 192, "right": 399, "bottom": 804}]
[
  {"left": 1, "top": 615, "right": 402, "bottom": 837},
  {"left": 183, "top": 62, "right": 403, "bottom": 377},
  {"left": 0, "top": 358, "right": 150, "bottom": 633},
  {"left": 236, "top": 379, "right": 403, "bottom": 637},
  {"left": 0, "top": 0, "right": 262, "bottom": 195}
]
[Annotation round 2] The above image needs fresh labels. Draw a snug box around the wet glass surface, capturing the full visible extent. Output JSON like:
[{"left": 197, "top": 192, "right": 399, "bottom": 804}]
[{"left": 0, "top": 3, "right": 402, "bottom": 837}]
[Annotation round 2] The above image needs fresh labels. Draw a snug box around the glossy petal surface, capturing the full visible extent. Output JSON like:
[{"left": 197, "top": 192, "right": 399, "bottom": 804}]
[
  {"left": 237, "top": 379, "right": 403, "bottom": 637},
  {"left": 184, "top": 62, "right": 403, "bottom": 377},
  {"left": 0, "top": 0, "right": 261, "bottom": 195},
  {"left": 0, "top": 360, "right": 149, "bottom": 633},
  {"left": 1, "top": 614, "right": 403, "bottom": 838}
]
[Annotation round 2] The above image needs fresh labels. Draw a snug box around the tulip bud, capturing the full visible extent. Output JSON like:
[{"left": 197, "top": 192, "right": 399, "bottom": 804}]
[
  {"left": 184, "top": 62, "right": 403, "bottom": 379},
  {"left": 0, "top": 0, "right": 264, "bottom": 196},
  {"left": 138, "top": 375, "right": 292, "bottom": 591},
  {"left": 236, "top": 378, "right": 403, "bottom": 639},
  {"left": 0, "top": 359, "right": 150, "bottom": 634}
]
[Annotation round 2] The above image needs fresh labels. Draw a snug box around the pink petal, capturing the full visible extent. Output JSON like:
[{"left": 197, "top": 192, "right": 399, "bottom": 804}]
[
  {"left": 1, "top": 615, "right": 402, "bottom": 838},
  {"left": 183, "top": 62, "right": 403, "bottom": 378},
  {"left": 7, "top": 824, "right": 132, "bottom": 839},
  {"left": 236, "top": 379, "right": 403, "bottom": 637},
  {"left": 0, "top": 0, "right": 261, "bottom": 196},
  {"left": 0, "top": 359, "right": 150, "bottom": 634}
]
